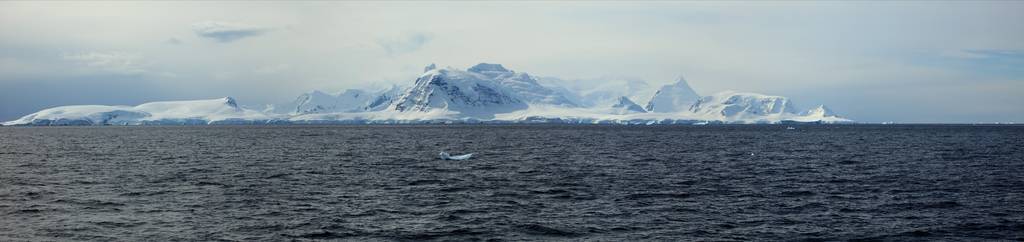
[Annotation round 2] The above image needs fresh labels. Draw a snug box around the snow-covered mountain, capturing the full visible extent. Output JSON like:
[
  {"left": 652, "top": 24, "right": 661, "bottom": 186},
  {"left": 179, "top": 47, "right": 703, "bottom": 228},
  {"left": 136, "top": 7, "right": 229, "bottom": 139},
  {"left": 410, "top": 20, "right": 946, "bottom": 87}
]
[
  {"left": 646, "top": 76, "right": 700, "bottom": 113},
  {"left": 3, "top": 62, "right": 852, "bottom": 125},
  {"left": 690, "top": 91, "right": 798, "bottom": 118},
  {"left": 390, "top": 64, "right": 528, "bottom": 118}
]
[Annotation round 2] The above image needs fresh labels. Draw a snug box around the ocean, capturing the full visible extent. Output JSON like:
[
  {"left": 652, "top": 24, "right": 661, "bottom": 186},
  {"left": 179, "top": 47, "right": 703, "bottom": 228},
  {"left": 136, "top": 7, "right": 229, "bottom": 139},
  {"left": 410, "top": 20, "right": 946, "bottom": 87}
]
[{"left": 1, "top": 125, "right": 1022, "bottom": 241}]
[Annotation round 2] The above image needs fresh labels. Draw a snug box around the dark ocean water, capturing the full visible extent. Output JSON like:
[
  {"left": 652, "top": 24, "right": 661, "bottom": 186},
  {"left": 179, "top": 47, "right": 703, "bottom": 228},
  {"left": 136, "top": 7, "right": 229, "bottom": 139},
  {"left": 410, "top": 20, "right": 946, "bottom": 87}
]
[{"left": 1, "top": 125, "right": 1023, "bottom": 241}]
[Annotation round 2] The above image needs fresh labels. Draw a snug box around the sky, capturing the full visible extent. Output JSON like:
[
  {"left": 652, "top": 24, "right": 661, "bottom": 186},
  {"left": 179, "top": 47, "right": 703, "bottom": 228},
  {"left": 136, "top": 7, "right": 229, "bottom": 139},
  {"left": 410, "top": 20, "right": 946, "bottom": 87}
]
[{"left": 1, "top": 1, "right": 1022, "bottom": 123}]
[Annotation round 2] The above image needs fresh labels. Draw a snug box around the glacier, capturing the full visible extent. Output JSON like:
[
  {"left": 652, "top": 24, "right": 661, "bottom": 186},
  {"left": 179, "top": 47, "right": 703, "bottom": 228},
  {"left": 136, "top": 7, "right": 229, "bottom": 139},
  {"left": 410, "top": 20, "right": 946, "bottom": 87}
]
[{"left": 3, "top": 63, "right": 851, "bottom": 126}]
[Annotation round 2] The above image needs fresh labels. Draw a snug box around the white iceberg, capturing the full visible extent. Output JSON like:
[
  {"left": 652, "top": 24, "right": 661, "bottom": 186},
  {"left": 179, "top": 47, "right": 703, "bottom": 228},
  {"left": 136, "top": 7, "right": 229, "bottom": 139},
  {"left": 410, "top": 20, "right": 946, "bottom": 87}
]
[{"left": 439, "top": 152, "right": 473, "bottom": 160}]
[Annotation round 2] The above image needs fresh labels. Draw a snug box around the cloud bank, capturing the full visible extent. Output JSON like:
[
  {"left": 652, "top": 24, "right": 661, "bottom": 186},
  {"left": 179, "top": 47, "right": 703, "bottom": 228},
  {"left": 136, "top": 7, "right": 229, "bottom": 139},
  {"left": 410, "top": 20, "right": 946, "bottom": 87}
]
[{"left": 192, "top": 21, "right": 270, "bottom": 42}]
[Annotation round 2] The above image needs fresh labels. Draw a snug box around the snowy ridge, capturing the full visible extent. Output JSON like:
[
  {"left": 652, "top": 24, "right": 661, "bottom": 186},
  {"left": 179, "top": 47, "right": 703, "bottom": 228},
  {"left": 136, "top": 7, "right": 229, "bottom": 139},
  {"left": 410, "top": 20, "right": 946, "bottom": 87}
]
[
  {"left": 687, "top": 91, "right": 801, "bottom": 122},
  {"left": 269, "top": 85, "right": 405, "bottom": 115},
  {"left": 4, "top": 63, "right": 852, "bottom": 125},
  {"left": 293, "top": 90, "right": 373, "bottom": 114}
]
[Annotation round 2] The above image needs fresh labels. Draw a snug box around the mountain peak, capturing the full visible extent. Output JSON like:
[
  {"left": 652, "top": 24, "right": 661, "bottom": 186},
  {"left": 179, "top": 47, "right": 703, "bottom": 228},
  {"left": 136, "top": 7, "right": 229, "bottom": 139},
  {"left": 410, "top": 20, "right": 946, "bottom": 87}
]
[
  {"left": 424, "top": 63, "right": 437, "bottom": 72},
  {"left": 611, "top": 96, "right": 646, "bottom": 114},
  {"left": 391, "top": 66, "right": 526, "bottom": 115},
  {"left": 223, "top": 97, "right": 238, "bottom": 108},
  {"left": 673, "top": 76, "right": 690, "bottom": 85},
  {"left": 468, "top": 63, "right": 510, "bottom": 74},
  {"left": 645, "top": 76, "right": 700, "bottom": 113}
]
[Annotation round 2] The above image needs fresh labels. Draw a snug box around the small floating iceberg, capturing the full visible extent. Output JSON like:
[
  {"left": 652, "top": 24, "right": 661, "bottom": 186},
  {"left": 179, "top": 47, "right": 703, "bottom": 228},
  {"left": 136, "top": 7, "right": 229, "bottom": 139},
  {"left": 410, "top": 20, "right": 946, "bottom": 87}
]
[{"left": 439, "top": 152, "right": 473, "bottom": 160}]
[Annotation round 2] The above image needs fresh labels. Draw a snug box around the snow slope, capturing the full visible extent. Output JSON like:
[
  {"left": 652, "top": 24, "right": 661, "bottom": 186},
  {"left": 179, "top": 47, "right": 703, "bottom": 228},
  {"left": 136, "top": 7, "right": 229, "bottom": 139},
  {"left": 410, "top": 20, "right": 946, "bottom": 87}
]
[
  {"left": 474, "top": 65, "right": 577, "bottom": 107},
  {"left": 686, "top": 91, "right": 799, "bottom": 121},
  {"left": 290, "top": 89, "right": 374, "bottom": 114},
  {"left": 271, "top": 85, "right": 406, "bottom": 115},
  {"left": 390, "top": 65, "right": 527, "bottom": 118},
  {"left": 4, "top": 97, "right": 275, "bottom": 125}
]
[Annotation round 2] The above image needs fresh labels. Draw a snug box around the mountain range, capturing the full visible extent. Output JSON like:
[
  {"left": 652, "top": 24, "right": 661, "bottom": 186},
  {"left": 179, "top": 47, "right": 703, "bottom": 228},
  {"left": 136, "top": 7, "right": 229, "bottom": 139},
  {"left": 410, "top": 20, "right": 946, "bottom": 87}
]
[{"left": 3, "top": 63, "right": 849, "bottom": 125}]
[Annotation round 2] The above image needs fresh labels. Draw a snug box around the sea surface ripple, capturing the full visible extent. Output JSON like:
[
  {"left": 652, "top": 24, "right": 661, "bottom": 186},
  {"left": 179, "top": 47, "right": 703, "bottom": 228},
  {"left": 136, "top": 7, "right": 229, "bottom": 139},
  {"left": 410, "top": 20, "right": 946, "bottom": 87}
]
[{"left": 1, "top": 125, "right": 1023, "bottom": 241}]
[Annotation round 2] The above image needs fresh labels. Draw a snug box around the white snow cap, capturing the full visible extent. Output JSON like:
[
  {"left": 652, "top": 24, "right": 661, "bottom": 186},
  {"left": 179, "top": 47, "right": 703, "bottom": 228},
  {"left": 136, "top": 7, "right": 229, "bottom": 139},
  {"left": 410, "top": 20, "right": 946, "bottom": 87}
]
[
  {"left": 222, "top": 97, "right": 238, "bottom": 108},
  {"left": 467, "top": 63, "right": 512, "bottom": 78},
  {"left": 468, "top": 63, "right": 510, "bottom": 73}
]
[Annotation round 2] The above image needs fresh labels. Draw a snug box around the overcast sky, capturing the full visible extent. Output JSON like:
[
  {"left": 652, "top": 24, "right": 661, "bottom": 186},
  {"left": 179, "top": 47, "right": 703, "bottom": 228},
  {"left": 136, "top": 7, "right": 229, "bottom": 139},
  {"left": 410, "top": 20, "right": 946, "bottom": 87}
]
[{"left": 1, "top": 1, "right": 1022, "bottom": 123}]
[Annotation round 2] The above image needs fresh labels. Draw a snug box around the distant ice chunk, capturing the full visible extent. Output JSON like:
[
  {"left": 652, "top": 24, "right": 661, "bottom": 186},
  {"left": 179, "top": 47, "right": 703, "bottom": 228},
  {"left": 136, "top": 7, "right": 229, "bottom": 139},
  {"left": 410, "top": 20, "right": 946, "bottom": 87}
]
[{"left": 439, "top": 152, "right": 473, "bottom": 160}]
